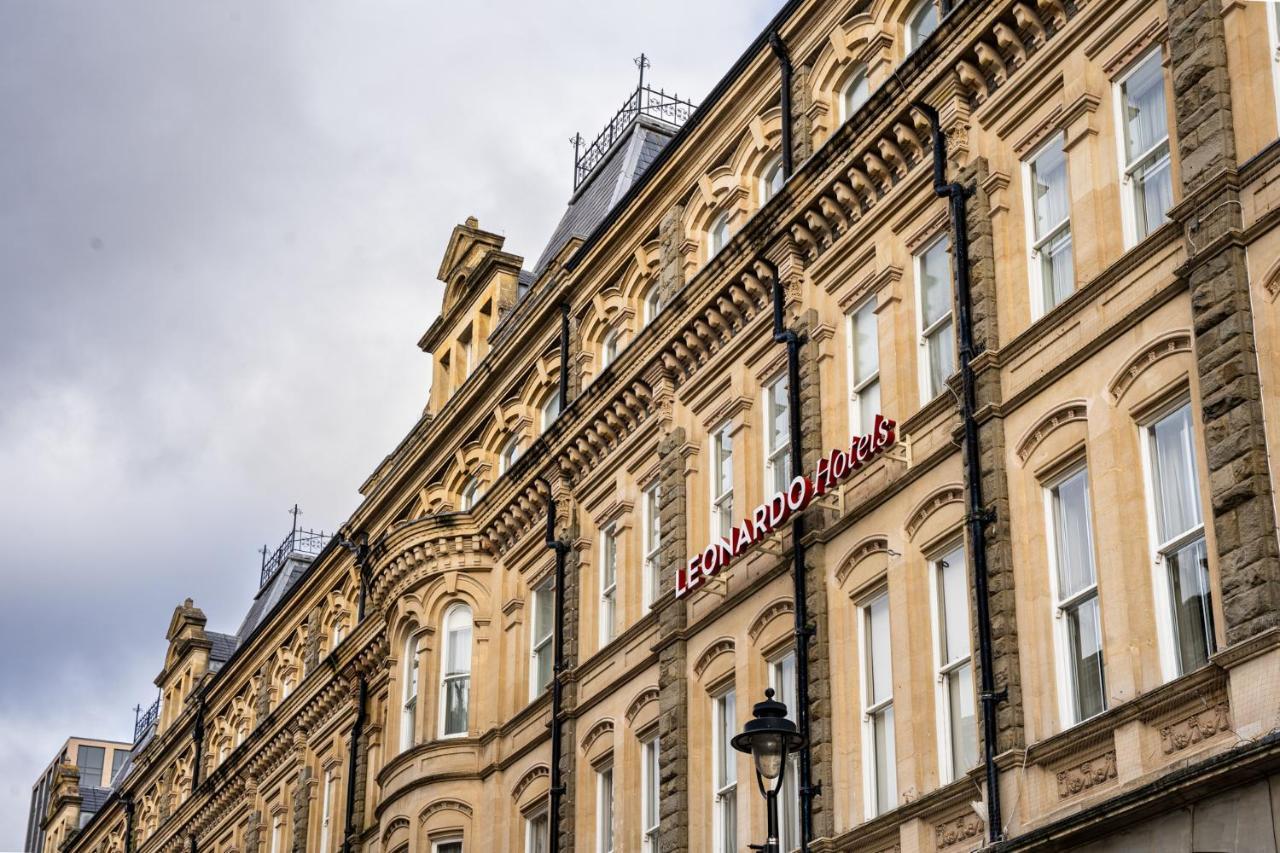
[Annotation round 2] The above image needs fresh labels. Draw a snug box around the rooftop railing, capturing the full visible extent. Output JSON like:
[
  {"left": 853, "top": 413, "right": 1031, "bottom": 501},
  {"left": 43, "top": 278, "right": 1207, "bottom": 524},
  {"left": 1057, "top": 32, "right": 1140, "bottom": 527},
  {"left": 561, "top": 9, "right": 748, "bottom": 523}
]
[
  {"left": 573, "top": 83, "right": 696, "bottom": 190},
  {"left": 260, "top": 523, "right": 329, "bottom": 587}
]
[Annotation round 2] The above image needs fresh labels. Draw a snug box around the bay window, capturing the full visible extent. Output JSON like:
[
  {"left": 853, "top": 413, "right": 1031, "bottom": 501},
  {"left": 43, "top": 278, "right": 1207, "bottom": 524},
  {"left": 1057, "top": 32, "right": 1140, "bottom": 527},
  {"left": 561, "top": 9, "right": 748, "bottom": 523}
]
[{"left": 439, "top": 604, "right": 472, "bottom": 737}]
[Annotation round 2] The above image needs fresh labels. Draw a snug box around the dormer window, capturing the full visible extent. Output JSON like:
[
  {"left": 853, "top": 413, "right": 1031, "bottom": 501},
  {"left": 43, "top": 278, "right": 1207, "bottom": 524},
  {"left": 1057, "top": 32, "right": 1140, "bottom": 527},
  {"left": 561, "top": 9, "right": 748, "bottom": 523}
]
[
  {"left": 461, "top": 476, "right": 482, "bottom": 511},
  {"left": 841, "top": 67, "right": 870, "bottom": 123},
  {"left": 708, "top": 212, "right": 732, "bottom": 259},
  {"left": 906, "top": 0, "right": 940, "bottom": 52},
  {"left": 762, "top": 157, "right": 785, "bottom": 203}
]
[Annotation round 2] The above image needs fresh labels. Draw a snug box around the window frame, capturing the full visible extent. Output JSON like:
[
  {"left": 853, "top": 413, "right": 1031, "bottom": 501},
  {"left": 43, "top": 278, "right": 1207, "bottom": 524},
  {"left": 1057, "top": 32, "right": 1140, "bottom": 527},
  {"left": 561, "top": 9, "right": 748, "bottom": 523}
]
[
  {"left": 599, "top": 524, "right": 619, "bottom": 647},
  {"left": 642, "top": 482, "right": 662, "bottom": 610},
  {"left": 711, "top": 422, "right": 735, "bottom": 539},
  {"left": 401, "top": 632, "right": 419, "bottom": 751},
  {"left": 859, "top": 589, "right": 896, "bottom": 817},
  {"left": 643, "top": 288, "right": 663, "bottom": 326},
  {"left": 1045, "top": 464, "right": 1107, "bottom": 727},
  {"left": 530, "top": 576, "right": 555, "bottom": 700},
  {"left": 431, "top": 837, "right": 464, "bottom": 853},
  {"left": 499, "top": 434, "right": 521, "bottom": 475},
  {"left": 846, "top": 297, "right": 881, "bottom": 436},
  {"left": 541, "top": 394, "right": 561, "bottom": 433},
  {"left": 1113, "top": 46, "right": 1174, "bottom": 248},
  {"left": 929, "top": 541, "right": 976, "bottom": 785},
  {"left": 840, "top": 66, "right": 871, "bottom": 124},
  {"left": 914, "top": 234, "right": 955, "bottom": 404},
  {"left": 1138, "top": 398, "right": 1216, "bottom": 681},
  {"left": 460, "top": 476, "right": 482, "bottom": 511},
  {"left": 641, "top": 734, "right": 661, "bottom": 853},
  {"left": 438, "top": 604, "right": 473, "bottom": 738},
  {"left": 525, "top": 809, "right": 549, "bottom": 853},
  {"left": 712, "top": 686, "right": 738, "bottom": 853},
  {"left": 597, "top": 762, "right": 616, "bottom": 853},
  {"left": 761, "top": 156, "right": 785, "bottom": 203},
  {"left": 602, "top": 329, "right": 621, "bottom": 370},
  {"left": 318, "top": 767, "right": 336, "bottom": 853},
  {"left": 1022, "top": 132, "right": 1075, "bottom": 317},
  {"left": 764, "top": 374, "right": 792, "bottom": 494},
  {"left": 768, "top": 650, "right": 801, "bottom": 853},
  {"left": 708, "top": 212, "right": 732, "bottom": 259},
  {"left": 905, "top": 0, "right": 940, "bottom": 53}
]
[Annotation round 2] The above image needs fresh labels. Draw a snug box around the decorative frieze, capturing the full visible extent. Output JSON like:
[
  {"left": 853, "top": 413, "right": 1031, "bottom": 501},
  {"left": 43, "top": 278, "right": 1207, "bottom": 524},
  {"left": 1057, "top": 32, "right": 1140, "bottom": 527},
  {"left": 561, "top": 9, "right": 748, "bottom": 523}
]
[
  {"left": 1160, "top": 703, "right": 1231, "bottom": 754},
  {"left": 1055, "top": 751, "right": 1117, "bottom": 800},
  {"left": 935, "top": 812, "right": 984, "bottom": 850}
]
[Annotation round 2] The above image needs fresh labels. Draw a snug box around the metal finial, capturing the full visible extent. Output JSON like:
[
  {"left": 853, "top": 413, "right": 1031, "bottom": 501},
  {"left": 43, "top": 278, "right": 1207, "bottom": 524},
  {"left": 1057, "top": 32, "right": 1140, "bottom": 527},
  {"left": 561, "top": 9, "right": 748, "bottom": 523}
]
[{"left": 634, "top": 52, "right": 650, "bottom": 90}]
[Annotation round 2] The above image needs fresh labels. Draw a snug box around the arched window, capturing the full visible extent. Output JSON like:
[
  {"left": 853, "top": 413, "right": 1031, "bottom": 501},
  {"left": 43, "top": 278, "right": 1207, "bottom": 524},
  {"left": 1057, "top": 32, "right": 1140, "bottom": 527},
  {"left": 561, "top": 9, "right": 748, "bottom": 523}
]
[
  {"left": 708, "top": 212, "right": 732, "bottom": 258},
  {"left": 499, "top": 434, "right": 521, "bottom": 474},
  {"left": 601, "top": 330, "right": 621, "bottom": 370},
  {"left": 643, "top": 288, "right": 663, "bottom": 326},
  {"left": 400, "top": 632, "right": 419, "bottom": 750},
  {"left": 541, "top": 393, "right": 561, "bottom": 432},
  {"left": 841, "top": 67, "right": 870, "bottom": 122},
  {"left": 461, "top": 476, "right": 482, "bottom": 511},
  {"left": 906, "top": 0, "right": 939, "bottom": 52},
  {"left": 761, "top": 157, "right": 785, "bottom": 203},
  {"left": 439, "top": 604, "right": 473, "bottom": 737}
]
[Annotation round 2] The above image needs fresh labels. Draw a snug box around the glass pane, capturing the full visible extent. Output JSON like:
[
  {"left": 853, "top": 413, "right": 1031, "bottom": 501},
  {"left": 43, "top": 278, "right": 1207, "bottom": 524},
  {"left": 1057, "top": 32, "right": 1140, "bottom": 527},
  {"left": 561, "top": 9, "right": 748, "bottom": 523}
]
[
  {"left": 603, "top": 534, "right": 617, "bottom": 586},
  {"left": 853, "top": 301, "right": 879, "bottom": 384},
  {"left": 1151, "top": 405, "right": 1202, "bottom": 543},
  {"left": 716, "top": 427, "right": 733, "bottom": 495},
  {"left": 647, "top": 487, "right": 661, "bottom": 552},
  {"left": 938, "top": 545, "right": 969, "bottom": 663},
  {"left": 868, "top": 595, "right": 892, "bottom": 704},
  {"left": 843, "top": 69, "right": 869, "bottom": 118},
  {"left": 644, "top": 740, "right": 660, "bottom": 827},
  {"left": 1053, "top": 470, "right": 1096, "bottom": 599},
  {"left": 1134, "top": 150, "right": 1173, "bottom": 238},
  {"left": 446, "top": 625, "right": 472, "bottom": 674},
  {"left": 536, "top": 583, "right": 553, "bottom": 640},
  {"left": 1122, "top": 52, "right": 1167, "bottom": 162},
  {"left": 908, "top": 0, "right": 938, "bottom": 48},
  {"left": 873, "top": 707, "right": 896, "bottom": 814},
  {"left": 537, "top": 645, "right": 553, "bottom": 690},
  {"left": 1169, "top": 536, "right": 1215, "bottom": 673},
  {"left": 772, "top": 653, "right": 798, "bottom": 717},
  {"left": 719, "top": 789, "right": 736, "bottom": 853},
  {"left": 858, "top": 381, "right": 881, "bottom": 435},
  {"left": 1041, "top": 229, "right": 1075, "bottom": 309},
  {"left": 1031, "top": 137, "right": 1069, "bottom": 238},
  {"left": 445, "top": 678, "right": 469, "bottom": 734},
  {"left": 780, "top": 754, "right": 801, "bottom": 851},
  {"left": 76, "top": 746, "right": 105, "bottom": 786},
  {"left": 1065, "top": 596, "right": 1106, "bottom": 720},
  {"left": 948, "top": 663, "right": 978, "bottom": 773},
  {"left": 437, "top": 843, "right": 462, "bottom": 853},
  {"left": 530, "top": 814, "right": 548, "bottom": 853},
  {"left": 717, "top": 691, "right": 736, "bottom": 784},
  {"left": 110, "top": 748, "right": 130, "bottom": 782},
  {"left": 770, "top": 378, "right": 790, "bottom": 453},
  {"left": 600, "top": 769, "right": 614, "bottom": 852},
  {"left": 927, "top": 320, "right": 955, "bottom": 396},
  {"left": 920, "top": 239, "right": 951, "bottom": 327}
]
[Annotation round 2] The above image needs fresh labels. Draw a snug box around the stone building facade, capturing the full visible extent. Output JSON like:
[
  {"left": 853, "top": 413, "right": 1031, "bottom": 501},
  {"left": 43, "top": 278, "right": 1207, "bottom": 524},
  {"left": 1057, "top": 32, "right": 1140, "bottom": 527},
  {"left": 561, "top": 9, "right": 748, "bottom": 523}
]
[{"left": 51, "top": 0, "right": 1280, "bottom": 851}]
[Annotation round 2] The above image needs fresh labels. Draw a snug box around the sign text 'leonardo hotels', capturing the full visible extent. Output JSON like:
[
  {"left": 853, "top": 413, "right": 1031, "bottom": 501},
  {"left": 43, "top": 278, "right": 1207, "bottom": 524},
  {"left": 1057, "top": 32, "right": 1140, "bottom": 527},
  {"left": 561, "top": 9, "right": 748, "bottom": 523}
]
[{"left": 675, "top": 414, "right": 898, "bottom": 598}]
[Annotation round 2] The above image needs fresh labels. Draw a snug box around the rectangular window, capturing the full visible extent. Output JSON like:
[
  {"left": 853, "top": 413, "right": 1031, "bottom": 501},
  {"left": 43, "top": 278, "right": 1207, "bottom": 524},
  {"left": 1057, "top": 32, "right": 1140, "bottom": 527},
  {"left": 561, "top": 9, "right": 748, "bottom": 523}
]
[
  {"left": 598, "top": 764, "right": 615, "bottom": 853},
  {"left": 600, "top": 526, "right": 618, "bottom": 645},
  {"left": 268, "top": 812, "right": 283, "bottom": 853},
  {"left": 1145, "top": 403, "right": 1215, "bottom": 677},
  {"left": 401, "top": 634, "right": 419, "bottom": 750},
  {"left": 713, "top": 688, "right": 738, "bottom": 853},
  {"left": 712, "top": 423, "right": 734, "bottom": 538},
  {"left": 1117, "top": 49, "right": 1173, "bottom": 244},
  {"left": 934, "top": 544, "right": 977, "bottom": 782},
  {"left": 643, "top": 483, "right": 662, "bottom": 610},
  {"left": 433, "top": 840, "right": 463, "bottom": 853},
  {"left": 110, "top": 748, "right": 130, "bottom": 784},
  {"left": 531, "top": 576, "right": 555, "bottom": 698},
  {"left": 770, "top": 652, "right": 801, "bottom": 852},
  {"left": 862, "top": 592, "right": 896, "bottom": 816},
  {"left": 1026, "top": 134, "right": 1074, "bottom": 314},
  {"left": 848, "top": 299, "right": 881, "bottom": 436},
  {"left": 526, "top": 811, "right": 549, "bottom": 853},
  {"left": 76, "top": 745, "right": 105, "bottom": 787},
  {"left": 1048, "top": 467, "right": 1106, "bottom": 724},
  {"left": 642, "top": 735, "right": 661, "bottom": 853},
  {"left": 765, "top": 375, "right": 792, "bottom": 493},
  {"left": 916, "top": 237, "right": 954, "bottom": 403},
  {"left": 319, "top": 769, "right": 335, "bottom": 852}
]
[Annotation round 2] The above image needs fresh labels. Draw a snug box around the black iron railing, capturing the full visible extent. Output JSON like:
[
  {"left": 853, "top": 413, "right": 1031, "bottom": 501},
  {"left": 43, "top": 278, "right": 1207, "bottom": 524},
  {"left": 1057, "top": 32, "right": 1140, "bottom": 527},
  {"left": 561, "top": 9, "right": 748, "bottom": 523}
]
[
  {"left": 573, "top": 83, "right": 696, "bottom": 189},
  {"left": 260, "top": 525, "right": 329, "bottom": 587},
  {"left": 134, "top": 696, "right": 159, "bottom": 742}
]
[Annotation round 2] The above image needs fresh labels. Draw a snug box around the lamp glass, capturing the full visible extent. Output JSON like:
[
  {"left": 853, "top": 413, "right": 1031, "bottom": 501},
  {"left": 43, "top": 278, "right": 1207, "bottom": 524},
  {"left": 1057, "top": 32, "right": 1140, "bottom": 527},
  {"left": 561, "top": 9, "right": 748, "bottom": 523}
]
[{"left": 752, "top": 732, "right": 785, "bottom": 782}]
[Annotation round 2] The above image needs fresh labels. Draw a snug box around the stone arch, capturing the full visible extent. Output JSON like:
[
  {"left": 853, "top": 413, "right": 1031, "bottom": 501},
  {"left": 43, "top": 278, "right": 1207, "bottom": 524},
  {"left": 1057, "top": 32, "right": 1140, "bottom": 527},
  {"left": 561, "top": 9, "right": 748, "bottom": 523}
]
[
  {"left": 693, "top": 636, "right": 737, "bottom": 681},
  {"left": 836, "top": 535, "right": 893, "bottom": 586},
  {"left": 511, "top": 764, "right": 550, "bottom": 804},
  {"left": 624, "top": 686, "right": 660, "bottom": 727},
  {"left": 1015, "top": 400, "right": 1090, "bottom": 465},
  {"left": 1107, "top": 331, "right": 1193, "bottom": 404},
  {"left": 747, "top": 597, "right": 795, "bottom": 647},
  {"left": 905, "top": 485, "right": 964, "bottom": 542}
]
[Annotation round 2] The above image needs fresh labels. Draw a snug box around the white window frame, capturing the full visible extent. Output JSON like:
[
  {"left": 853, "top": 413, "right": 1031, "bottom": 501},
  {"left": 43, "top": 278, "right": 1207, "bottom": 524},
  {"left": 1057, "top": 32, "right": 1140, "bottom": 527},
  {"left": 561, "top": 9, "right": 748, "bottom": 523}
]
[
  {"left": 708, "top": 212, "right": 731, "bottom": 259},
  {"left": 905, "top": 0, "right": 940, "bottom": 53},
  {"left": 761, "top": 156, "right": 785, "bottom": 203},
  {"left": 331, "top": 618, "right": 344, "bottom": 650},
  {"left": 541, "top": 394, "right": 561, "bottom": 432},
  {"left": 1113, "top": 47, "right": 1173, "bottom": 248},
  {"left": 318, "top": 768, "right": 335, "bottom": 853},
  {"left": 599, "top": 525, "right": 619, "bottom": 646},
  {"left": 1022, "top": 132, "right": 1074, "bottom": 318},
  {"left": 929, "top": 542, "right": 975, "bottom": 785},
  {"left": 431, "top": 837, "right": 463, "bottom": 853},
  {"left": 525, "top": 809, "right": 549, "bottom": 853},
  {"left": 860, "top": 590, "right": 896, "bottom": 817},
  {"left": 499, "top": 434, "right": 521, "bottom": 475},
  {"left": 1045, "top": 465, "right": 1107, "bottom": 727},
  {"left": 764, "top": 374, "right": 792, "bottom": 494},
  {"left": 530, "top": 576, "right": 555, "bottom": 700},
  {"left": 711, "top": 422, "right": 734, "bottom": 539},
  {"left": 712, "top": 687, "right": 738, "bottom": 853},
  {"left": 460, "top": 476, "right": 481, "bottom": 511},
  {"left": 768, "top": 651, "right": 801, "bottom": 853},
  {"left": 643, "top": 288, "right": 663, "bottom": 325},
  {"left": 438, "top": 604, "right": 472, "bottom": 738},
  {"left": 642, "top": 483, "right": 662, "bottom": 610},
  {"left": 597, "top": 762, "right": 616, "bottom": 853},
  {"left": 641, "top": 734, "right": 660, "bottom": 853},
  {"left": 1139, "top": 399, "right": 1216, "bottom": 682},
  {"left": 401, "top": 632, "right": 419, "bottom": 750},
  {"left": 914, "top": 235, "right": 954, "bottom": 404},
  {"left": 846, "top": 298, "right": 881, "bottom": 436},
  {"left": 268, "top": 810, "right": 284, "bottom": 853},
  {"left": 602, "top": 330, "right": 621, "bottom": 370},
  {"left": 840, "top": 66, "right": 870, "bottom": 124}
]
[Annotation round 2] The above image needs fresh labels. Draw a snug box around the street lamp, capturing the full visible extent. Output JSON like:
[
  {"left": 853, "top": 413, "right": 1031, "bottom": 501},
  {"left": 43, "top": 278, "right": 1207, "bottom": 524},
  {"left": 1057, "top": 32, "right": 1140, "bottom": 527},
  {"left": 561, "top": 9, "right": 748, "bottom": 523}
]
[{"left": 731, "top": 688, "right": 806, "bottom": 853}]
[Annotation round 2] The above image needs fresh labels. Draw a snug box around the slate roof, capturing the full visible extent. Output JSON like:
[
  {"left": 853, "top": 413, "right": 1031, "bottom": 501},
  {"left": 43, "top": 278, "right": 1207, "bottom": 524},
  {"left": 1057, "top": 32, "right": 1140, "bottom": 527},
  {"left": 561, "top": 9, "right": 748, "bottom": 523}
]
[
  {"left": 80, "top": 786, "right": 112, "bottom": 814},
  {"left": 235, "top": 555, "right": 312, "bottom": 642},
  {"left": 532, "top": 117, "right": 676, "bottom": 277},
  {"left": 207, "top": 631, "right": 238, "bottom": 671}
]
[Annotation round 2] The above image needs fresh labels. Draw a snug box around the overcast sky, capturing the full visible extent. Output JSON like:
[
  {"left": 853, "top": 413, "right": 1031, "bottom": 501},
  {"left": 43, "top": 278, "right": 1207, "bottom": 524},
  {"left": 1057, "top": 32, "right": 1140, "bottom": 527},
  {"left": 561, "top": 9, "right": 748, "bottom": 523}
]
[{"left": 0, "top": 0, "right": 779, "bottom": 845}]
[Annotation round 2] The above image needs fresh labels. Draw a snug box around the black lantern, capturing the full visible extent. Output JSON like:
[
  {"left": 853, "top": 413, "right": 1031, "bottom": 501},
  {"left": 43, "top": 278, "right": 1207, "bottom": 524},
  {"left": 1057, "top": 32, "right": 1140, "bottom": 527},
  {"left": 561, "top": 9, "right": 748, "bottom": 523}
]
[{"left": 731, "top": 688, "right": 805, "bottom": 853}]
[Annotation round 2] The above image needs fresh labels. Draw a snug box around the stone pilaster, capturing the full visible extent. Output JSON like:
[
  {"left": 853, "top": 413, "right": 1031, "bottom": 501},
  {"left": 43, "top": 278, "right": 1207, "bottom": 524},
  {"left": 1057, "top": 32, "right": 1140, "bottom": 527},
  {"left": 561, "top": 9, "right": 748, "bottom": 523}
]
[
  {"left": 791, "top": 63, "right": 814, "bottom": 165},
  {"left": 349, "top": 727, "right": 370, "bottom": 840},
  {"left": 655, "top": 427, "right": 690, "bottom": 853},
  {"left": 658, "top": 205, "right": 686, "bottom": 305},
  {"left": 304, "top": 605, "right": 323, "bottom": 672},
  {"left": 957, "top": 158, "right": 1025, "bottom": 755},
  {"left": 556, "top": 476, "right": 581, "bottom": 853},
  {"left": 291, "top": 767, "right": 312, "bottom": 853},
  {"left": 255, "top": 666, "right": 271, "bottom": 721},
  {"left": 242, "top": 809, "right": 262, "bottom": 853},
  {"left": 1167, "top": 0, "right": 1280, "bottom": 643}
]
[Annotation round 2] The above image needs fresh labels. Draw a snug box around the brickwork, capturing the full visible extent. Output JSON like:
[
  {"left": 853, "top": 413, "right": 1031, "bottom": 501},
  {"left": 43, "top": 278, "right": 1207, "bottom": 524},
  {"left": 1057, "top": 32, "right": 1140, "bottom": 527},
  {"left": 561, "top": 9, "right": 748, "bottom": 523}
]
[
  {"left": 957, "top": 158, "right": 1024, "bottom": 754},
  {"left": 655, "top": 428, "right": 690, "bottom": 853},
  {"left": 1167, "top": 0, "right": 1280, "bottom": 644}
]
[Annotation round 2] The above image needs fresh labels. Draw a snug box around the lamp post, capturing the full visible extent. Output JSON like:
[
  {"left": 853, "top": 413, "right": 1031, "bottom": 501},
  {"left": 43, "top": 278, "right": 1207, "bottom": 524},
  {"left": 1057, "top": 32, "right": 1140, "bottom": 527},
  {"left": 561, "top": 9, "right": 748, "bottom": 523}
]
[{"left": 731, "top": 688, "right": 806, "bottom": 853}]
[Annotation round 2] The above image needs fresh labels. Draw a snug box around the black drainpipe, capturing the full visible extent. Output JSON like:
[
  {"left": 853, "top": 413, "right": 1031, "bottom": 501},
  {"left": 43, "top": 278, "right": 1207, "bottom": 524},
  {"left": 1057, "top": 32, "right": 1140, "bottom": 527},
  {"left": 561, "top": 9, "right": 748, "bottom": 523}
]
[
  {"left": 190, "top": 693, "right": 205, "bottom": 794},
  {"left": 189, "top": 833, "right": 198, "bottom": 853},
  {"left": 123, "top": 795, "right": 135, "bottom": 853},
  {"left": 340, "top": 677, "right": 368, "bottom": 853},
  {"left": 769, "top": 32, "right": 794, "bottom": 179},
  {"left": 761, "top": 259, "right": 815, "bottom": 851},
  {"left": 914, "top": 100, "right": 1005, "bottom": 843}
]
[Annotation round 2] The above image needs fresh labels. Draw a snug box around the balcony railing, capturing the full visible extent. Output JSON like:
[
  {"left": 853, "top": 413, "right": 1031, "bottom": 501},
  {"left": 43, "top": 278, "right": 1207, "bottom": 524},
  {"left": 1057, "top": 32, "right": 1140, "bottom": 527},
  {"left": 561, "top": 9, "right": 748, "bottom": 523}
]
[
  {"left": 134, "top": 696, "right": 159, "bottom": 743},
  {"left": 573, "top": 83, "right": 696, "bottom": 189}
]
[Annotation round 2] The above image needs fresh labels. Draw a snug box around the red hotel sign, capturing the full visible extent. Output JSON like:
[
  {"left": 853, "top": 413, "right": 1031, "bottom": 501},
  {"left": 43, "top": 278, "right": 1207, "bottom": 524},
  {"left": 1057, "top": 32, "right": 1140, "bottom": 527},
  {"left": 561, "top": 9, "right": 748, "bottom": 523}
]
[{"left": 675, "top": 414, "right": 898, "bottom": 598}]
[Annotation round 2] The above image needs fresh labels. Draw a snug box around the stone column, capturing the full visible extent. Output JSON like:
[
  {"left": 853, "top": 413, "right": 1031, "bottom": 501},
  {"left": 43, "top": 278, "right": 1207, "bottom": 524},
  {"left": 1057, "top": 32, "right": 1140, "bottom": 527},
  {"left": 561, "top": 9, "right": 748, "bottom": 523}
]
[
  {"left": 957, "top": 158, "right": 1025, "bottom": 756},
  {"left": 1166, "top": 0, "right": 1280, "bottom": 644},
  {"left": 655, "top": 426, "right": 691, "bottom": 853},
  {"left": 291, "top": 766, "right": 313, "bottom": 853}
]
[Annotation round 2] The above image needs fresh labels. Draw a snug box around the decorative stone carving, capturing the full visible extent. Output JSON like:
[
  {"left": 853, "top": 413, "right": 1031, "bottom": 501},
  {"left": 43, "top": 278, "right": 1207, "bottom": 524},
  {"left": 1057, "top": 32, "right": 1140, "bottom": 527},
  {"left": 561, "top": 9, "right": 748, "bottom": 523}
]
[
  {"left": 935, "top": 812, "right": 983, "bottom": 849},
  {"left": 1055, "top": 751, "right": 1117, "bottom": 799},
  {"left": 1160, "top": 703, "right": 1231, "bottom": 754},
  {"left": 1015, "top": 402, "right": 1088, "bottom": 463}
]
